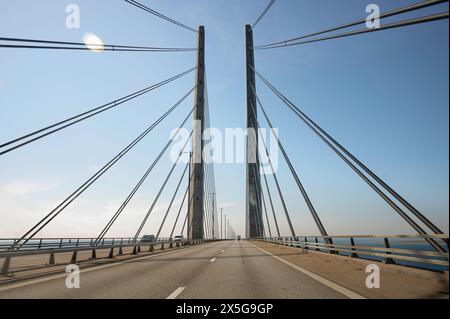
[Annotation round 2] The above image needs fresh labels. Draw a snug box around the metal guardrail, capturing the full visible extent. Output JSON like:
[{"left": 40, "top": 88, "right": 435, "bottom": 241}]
[
  {"left": 255, "top": 234, "right": 449, "bottom": 270},
  {"left": 0, "top": 237, "right": 173, "bottom": 252},
  {"left": 0, "top": 237, "right": 216, "bottom": 276}
]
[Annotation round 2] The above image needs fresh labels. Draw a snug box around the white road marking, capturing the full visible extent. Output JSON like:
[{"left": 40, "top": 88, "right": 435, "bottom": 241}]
[
  {"left": 167, "top": 287, "right": 185, "bottom": 299},
  {"left": 210, "top": 258, "right": 216, "bottom": 262},
  {"left": 248, "top": 242, "right": 366, "bottom": 299},
  {"left": 0, "top": 245, "right": 204, "bottom": 293}
]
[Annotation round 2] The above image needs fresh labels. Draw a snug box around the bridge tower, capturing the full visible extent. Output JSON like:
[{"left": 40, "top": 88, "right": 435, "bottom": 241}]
[
  {"left": 245, "top": 25, "right": 264, "bottom": 239},
  {"left": 188, "top": 26, "right": 205, "bottom": 240}
]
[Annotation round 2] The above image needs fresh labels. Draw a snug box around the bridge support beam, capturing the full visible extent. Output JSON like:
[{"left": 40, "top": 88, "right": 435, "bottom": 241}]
[
  {"left": 188, "top": 26, "right": 206, "bottom": 241},
  {"left": 1, "top": 257, "right": 10, "bottom": 275},
  {"left": 71, "top": 251, "right": 77, "bottom": 264},
  {"left": 245, "top": 25, "right": 264, "bottom": 239},
  {"left": 49, "top": 253, "right": 55, "bottom": 265}
]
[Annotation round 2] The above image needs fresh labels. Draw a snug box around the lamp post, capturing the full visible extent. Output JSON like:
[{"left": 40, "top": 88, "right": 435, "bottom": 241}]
[
  {"left": 220, "top": 208, "right": 224, "bottom": 239},
  {"left": 223, "top": 215, "right": 227, "bottom": 240},
  {"left": 211, "top": 192, "right": 216, "bottom": 239}
]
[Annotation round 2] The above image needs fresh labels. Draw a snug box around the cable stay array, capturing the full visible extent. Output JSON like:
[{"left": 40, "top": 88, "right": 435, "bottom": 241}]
[
  {"left": 3, "top": 2, "right": 219, "bottom": 246},
  {"left": 0, "top": 67, "right": 196, "bottom": 157},
  {"left": 124, "top": 0, "right": 197, "bottom": 33},
  {"left": 252, "top": 0, "right": 277, "bottom": 29},
  {"left": 252, "top": 67, "right": 447, "bottom": 253},
  {"left": 256, "top": 0, "right": 449, "bottom": 50},
  {"left": 133, "top": 129, "right": 193, "bottom": 242},
  {"left": 261, "top": 166, "right": 281, "bottom": 237},
  {"left": 154, "top": 159, "right": 189, "bottom": 241},
  {"left": 93, "top": 107, "right": 195, "bottom": 245},
  {"left": 4, "top": 1, "right": 446, "bottom": 250},
  {"left": 249, "top": 82, "right": 331, "bottom": 243},
  {"left": 11, "top": 86, "right": 196, "bottom": 249},
  {"left": 202, "top": 77, "right": 219, "bottom": 239},
  {"left": 247, "top": 0, "right": 448, "bottom": 248},
  {"left": 248, "top": 113, "right": 296, "bottom": 238},
  {"left": 0, "top": 36, "right": 196, "bottom": 52}
]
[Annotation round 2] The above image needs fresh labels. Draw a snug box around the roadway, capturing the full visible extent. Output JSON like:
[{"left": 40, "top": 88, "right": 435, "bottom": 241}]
[{"left": 0, "top": 240, "right": 348, "bottom": 299}]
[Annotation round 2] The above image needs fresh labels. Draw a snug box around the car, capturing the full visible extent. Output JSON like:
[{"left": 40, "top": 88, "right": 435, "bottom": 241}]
[
  {"left": 140, "top": 235, "right": 155, "bottom": 243},
  {"left": 174, "top": 235, "right": 184, "bottom": 242}
]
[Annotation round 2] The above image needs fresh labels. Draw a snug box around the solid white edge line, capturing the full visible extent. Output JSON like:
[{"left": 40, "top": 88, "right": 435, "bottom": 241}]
[
  {"left": 166, "top": 287, "right": 186, "bottom": 299},
  {"left": 210, "top": 258, "right": 216, "bottom": 262},
  {"left": 0, "top": 242, "right": 218, "bottom": 293},
  {"left": 248, "top": 241, "right": 367, "bottom": 299}
]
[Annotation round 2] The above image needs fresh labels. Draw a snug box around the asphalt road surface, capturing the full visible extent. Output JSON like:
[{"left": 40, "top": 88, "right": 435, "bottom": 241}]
[{"left": 0, "top": 241, "right": 349, "bottom": 299}]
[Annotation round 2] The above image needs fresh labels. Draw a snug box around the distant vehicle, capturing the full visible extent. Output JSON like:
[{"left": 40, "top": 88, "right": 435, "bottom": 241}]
[
  {"left": 174, "top": 235, "right": 184, "bottom": 242},
  {"left": 140, "top": 235, "right": 156, "bottom": 243},
  {"left": 237, "top": 235, "right": 241, "bottom": 241}
]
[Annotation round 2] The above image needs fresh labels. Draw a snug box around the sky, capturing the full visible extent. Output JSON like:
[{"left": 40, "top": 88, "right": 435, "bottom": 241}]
[{"left": 0, "top": 0, "right": 448, "bottom": 239}]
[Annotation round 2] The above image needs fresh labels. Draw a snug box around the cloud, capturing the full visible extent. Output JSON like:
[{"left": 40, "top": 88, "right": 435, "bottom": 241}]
[{"left": 1, "top": 180, "right": 56, "bottom": 196}]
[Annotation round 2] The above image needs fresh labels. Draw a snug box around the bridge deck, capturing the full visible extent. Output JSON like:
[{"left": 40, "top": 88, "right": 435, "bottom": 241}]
[{"left": 0, "top": 241, "right": 447, "bottom": 299}]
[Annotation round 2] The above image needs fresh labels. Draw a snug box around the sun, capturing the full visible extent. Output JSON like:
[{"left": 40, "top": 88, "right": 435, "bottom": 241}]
[{"left": 83, "top": 33, "right": 105, "bottom": 53}]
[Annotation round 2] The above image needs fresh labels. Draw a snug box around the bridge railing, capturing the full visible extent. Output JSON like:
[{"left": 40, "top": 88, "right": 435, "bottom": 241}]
[
  {"left": 255, "top": 234, "right": 449, "bottom": 271},
  {"left": 0, "top": 237, "right": 216, "bottom": 276},
  {"left": 0, "top": 237, "right": 175, "bottom": 252}
]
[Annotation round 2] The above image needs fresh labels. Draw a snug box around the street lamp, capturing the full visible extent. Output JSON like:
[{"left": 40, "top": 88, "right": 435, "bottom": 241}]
[
  {"left": 211, "top": 192, "right": 216, "bottom": 239},
  {"left": 220, "top": 208, "right": 224, "bottom": 239},
  {"left": 223, "top": 214, "right": 227, "bottom": 240}
]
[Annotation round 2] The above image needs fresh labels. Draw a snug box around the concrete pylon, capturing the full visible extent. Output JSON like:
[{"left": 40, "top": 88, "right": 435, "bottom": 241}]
[
  {"left": 188, "top": 26, "right": 205, "bottom": 240},
  {"left": 245, "top": 25, "right": 264, "bottom": 239}
]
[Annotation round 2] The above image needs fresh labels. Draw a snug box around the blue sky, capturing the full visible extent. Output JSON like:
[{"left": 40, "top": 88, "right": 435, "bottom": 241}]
[{"left": 0, "top": 0, "right": 448, "bottom": 238}]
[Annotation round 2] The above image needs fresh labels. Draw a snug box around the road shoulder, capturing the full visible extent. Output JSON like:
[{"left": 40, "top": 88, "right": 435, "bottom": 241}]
[{"left": 249, "top": 240, "right": 449, "bottom": 299}]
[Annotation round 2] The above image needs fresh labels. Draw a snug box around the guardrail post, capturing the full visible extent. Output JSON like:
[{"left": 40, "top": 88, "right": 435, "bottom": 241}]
[
  {"left": 132, "top": 246, "right": 138, "bottom": 255},
  {"left": 91, "top": 249, "right": 97, "bottom": 259},
  {"left": 118, "top": 246, "right": 123, "bottom": 255},
  {"left": 304, "top": 237, "right": 309, "bottom": 250},
  {"left": 161, "top": 243, "right": 165, "bottom": 250},
  {"left": 314, "top": 237, "right": 320, "bottom": 252},
  {"left": 350, "top": 238, "right": 358, "bottom": 258},
  {"left": 1, "top": 257, "right": 11, "bottom": 275},
  {"left": 90, "top": 238, "right": 94, "bottom": 246},
  {"left": 38, "top": 238, "right": 43, "bottom": 249},
  {"left": 327, "top": 237, "right": 338, "bottom": 255},
  {"left": 49, "top": 253, "right": 55, "bottom": 265},
  {"left": 59, "top": 238, "right": 63, "bottom": 248},
  {"left": 383, "top": 238, "right": 395, "bottom": 264},
  {"left": 292, "top": 237, "right": 298, "bottom": 248},
  {"left": 138, "top": 246, "right": 141, "bottom": 253},
  {"left": 149, "top": 244, "right": 154, "bottom": 252},
  {"left": 108, "top": 247, "right": 114, "bottom": 259},
  {"left": 71, "top": 251, "right": 77, "bottom": 264},
  {"left": 169, "top": 242, "right": 173, "bottom": 248}
]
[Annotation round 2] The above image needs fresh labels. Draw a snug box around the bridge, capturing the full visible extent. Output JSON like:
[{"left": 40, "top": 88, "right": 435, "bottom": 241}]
[{"left": 0, "top": 0, "right": 449, "bottom": 300}]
